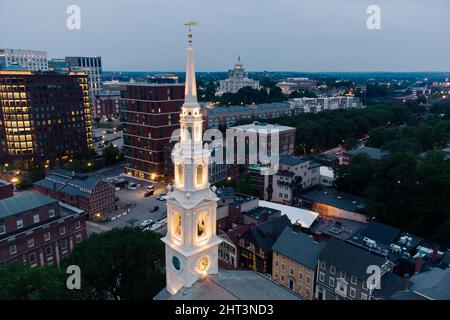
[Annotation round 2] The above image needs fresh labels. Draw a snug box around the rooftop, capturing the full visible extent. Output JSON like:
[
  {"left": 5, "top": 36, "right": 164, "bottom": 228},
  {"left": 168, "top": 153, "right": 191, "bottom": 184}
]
[
  {"left": 231, "top": 121, "right": 295, "bottom": 133},
  {"left": 164, "top": 270, "right": 302, "bottom": 300},
  {"left": 319, "top": 237, "right": 388, "bottom": 280},
  {"left": 345, "top": 146, "right": 389, "bottom": 160},
  {"left": 309, "top": 216, "right": 366, "bottom": 241},
  {"left": 279, "top": 155, "right": 308, "bottom": 167},
  {"left": 259, "top": 200, "right": 318, "bottom": 229},
  {"left": 409, "top": 267, "right": 450, "bottom": 300},
  {"left": 33, "top": 169, "right": 105, "bottom": 198},
  {"left": 0, "top": 192, "right": 57, "bottom": 219},
  {"left": 301, "top": 188, "right": 365, "bottom": 212},
  {"left": 246, "top": 215, "right": 292, "bottom": 255},
  {"left": 357, "top": 222, "right": 401, "bottom": 245},
  {"left": 244, "top": 206, "right": 280, "bottom": 221},
  {"left": 272, "top": 227, "right": 326, "bottom": 270},
  {"left": 216, "top": 187, "right": 235, "bottom": 200}
]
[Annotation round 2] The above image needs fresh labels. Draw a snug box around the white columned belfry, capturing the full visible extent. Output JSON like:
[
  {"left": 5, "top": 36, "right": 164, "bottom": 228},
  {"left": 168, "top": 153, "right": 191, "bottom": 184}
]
[{"left": 161, "top": 22, "right": 222, "bottom": 295}]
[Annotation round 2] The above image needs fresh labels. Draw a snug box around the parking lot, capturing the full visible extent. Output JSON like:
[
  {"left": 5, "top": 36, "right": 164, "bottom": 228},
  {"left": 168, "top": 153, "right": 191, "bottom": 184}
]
[{"left": 102, "top": 178, "right": 168, "bottom": 231}]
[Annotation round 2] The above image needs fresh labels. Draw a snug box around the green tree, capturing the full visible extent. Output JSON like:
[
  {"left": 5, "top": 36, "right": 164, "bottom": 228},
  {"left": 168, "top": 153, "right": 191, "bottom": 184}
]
[
  {"left": 0, "top": 262, "right": 88, "bottom": 300},
  {"left": 64, "top": 228, "right": 165, "bottom": 300}
]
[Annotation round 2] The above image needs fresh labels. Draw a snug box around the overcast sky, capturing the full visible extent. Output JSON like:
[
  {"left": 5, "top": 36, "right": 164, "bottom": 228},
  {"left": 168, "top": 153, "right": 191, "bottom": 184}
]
[{"left": 1, "top": 0, "right": 449, "bottom": 72}]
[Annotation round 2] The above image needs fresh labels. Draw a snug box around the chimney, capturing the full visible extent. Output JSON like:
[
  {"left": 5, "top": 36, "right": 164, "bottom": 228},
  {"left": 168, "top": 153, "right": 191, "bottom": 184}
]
[
  {"left": 415, "top": 256, "right": 423, "bottom": 274},
  {"left": 431, "top": 247, "right": 439, "bottom": 263},
  {"left": 402, "top": 273, "right": 410, "bottom": 290}
]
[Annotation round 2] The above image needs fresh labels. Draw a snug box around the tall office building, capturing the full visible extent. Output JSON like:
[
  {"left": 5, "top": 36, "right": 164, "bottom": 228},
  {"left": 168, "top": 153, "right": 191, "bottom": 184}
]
[
  {"left": 122, "top": 83, "right": 184, "bottom": 180},
  {"left": 0, "top": 69, "right": 93, "bottom": 169},
  {"left": 0, "top": 49, "right": 48, "bottom": 72},
  {"left": 48, "top": 58, "right": 70, "bottom": 74},
  {"left": 65, "top": 56, "right": 102, "bottom": 116}
]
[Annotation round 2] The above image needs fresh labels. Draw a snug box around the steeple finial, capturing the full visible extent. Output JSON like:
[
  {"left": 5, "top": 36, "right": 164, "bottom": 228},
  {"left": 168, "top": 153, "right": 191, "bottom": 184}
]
[
  {"left": 184, "top": 21, "right": 198, "bottom": 46},
  {"left": 183, "top": 21, "right": 199, "bottom": 107}
]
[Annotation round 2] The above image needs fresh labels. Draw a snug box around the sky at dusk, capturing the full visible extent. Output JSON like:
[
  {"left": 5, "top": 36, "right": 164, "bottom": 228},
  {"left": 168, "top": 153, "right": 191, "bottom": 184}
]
[{"left": 1, "top": 0, "right": 449, "bottom": 72}]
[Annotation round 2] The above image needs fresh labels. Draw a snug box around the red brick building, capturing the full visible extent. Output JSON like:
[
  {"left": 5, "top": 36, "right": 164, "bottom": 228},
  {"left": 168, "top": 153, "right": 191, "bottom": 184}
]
[
  {"left": 33, "top": 169, "right": 115, "bottom": 221},
  {"left": 0, "top": 69, "right": 93, "bottom": 169},
  {"left": 0, "top": 180, "right": 14, "bottom": 200},
  {"left": 0, "top": 192, "right": 86, "bottom": 267},
  {"left": 122, "top": 83, "right": 184, "bottom": 180},
  {"left": 94, "top": 90, "right": 121, "bottom": 119}
]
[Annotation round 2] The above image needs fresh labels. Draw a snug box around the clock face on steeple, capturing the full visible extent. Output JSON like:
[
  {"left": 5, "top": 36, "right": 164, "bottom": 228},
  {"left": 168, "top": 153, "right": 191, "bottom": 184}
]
[{"left": 196, "top": 256, "right": 209, "bottom": 273}]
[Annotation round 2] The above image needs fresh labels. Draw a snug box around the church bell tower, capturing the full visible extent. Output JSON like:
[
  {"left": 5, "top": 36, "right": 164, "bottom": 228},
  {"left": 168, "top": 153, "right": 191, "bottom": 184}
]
[{"left": 161, "top": 22, "right": 222, "bottom": 295}]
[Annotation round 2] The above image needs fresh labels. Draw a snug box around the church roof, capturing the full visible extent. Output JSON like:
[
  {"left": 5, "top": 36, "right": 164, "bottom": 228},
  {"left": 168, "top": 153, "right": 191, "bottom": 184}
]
[{"left": 158, "top": 270, "right": 302, "bottom": 300}]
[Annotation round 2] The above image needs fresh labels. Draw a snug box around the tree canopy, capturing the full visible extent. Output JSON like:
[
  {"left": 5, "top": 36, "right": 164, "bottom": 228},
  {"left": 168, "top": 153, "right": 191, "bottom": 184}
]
[{"left": 63, "top": 227, "right": 165, "bottom": 300}]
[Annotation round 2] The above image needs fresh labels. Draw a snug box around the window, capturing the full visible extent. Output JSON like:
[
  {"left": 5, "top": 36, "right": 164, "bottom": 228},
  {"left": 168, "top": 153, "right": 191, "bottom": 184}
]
[
  {"left": 351, "top": 275, "right": 357, "bottom": 285},
  {"left": 177, "top": 165, "right": 184, "bottom": 185},
  {"left": 305, "top": 289, "right": 310, "bottom": 297},
  {"left": 45, "top": 245, "right": 52, "bottom": 257},
  {"left": 329, "top": 277, "right": 335, "bottom": 287},
  {"left": 76, "top": 233, "right": 82, "bottom": 243},
  {"left": 196, "top": 212, "right": 207, "bottom": 239},
  {"left": 174, "top": 212, "right": 182, "bottom": 237},
  {"left": 281, "top": 263, "right": 285, "bottom": 271},
  {"left": 16, "top": 219, "right": 24, "bottom": 229},
  {"left": 29, "top": 252, "right": 36, "bottom": 264},
  {"left": 330, "top": 265, "right": 336, "bottom": 274},
  {"left": 290, "top": 268, "right": 294, "bottom": 275},
  {"left": 306, "top": 276, "right": 311, "bottom": 284},
  {"left": 61, "top": 239, "right": 68, "bottom": 250},
  {"left": 49, "top": 209, "right": 55, "bottom": 218},
  {"left": 340, "top": 271, "right": 346, "bottom": 279},
  {"left": 27, "top": 238, "right": 35, "bottom": 248},
  {"left": 361, "top": 293, "right": 368, "bottom": 300},
  {"left": 59, "top": 226, "right": 66, "bottom": 235},
  {"left": 281, "top": 275, "right": 285, "bottom": 281},
  {"left": 298, "top": 283, "right": 302, "bottom": 291},
  {"left": 319, "top": 272, "right": 325, "bottom": 283},
  {"left": 0, "top": 225, "right": 5, "bottom": 235},
  {"left": 75, "top": 220, "right": 81, "bottom": 229},
  {"left": 196, "top": 165, "right": 204, "bottom": 185},
  {"left": 299, "top": 272, "right": 303, "bottom": 280},
  {"left": 33, "top": 214, "right": 40, "bottom": 224},
  {"left": 44, "top": 231, "right": 51, "bottom": 241},
  {"left": 320, "top": 261, "right": 326, "bottom": 269},
  {"left": 9, "top": 244, "right": 17, "bottom": 255},
  {"left": 349, "top": 287, "right": 356, "bottom": 298}
]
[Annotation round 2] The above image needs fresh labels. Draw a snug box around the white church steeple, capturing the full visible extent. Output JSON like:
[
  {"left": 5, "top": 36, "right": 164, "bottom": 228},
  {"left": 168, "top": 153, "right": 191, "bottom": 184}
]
[{"left": 162, "top": 22, "right": 222, "bottom": 295}]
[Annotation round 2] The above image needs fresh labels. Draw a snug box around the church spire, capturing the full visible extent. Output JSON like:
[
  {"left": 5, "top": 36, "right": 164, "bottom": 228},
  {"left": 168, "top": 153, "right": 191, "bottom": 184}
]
[{"left": 183, "top": 21, "right": 199, "bottom": 107}]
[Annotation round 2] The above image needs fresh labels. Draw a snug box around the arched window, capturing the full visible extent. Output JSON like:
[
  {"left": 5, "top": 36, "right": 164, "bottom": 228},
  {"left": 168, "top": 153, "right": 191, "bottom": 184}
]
[
  {"left": 196, "top": 164, "right": 203, "bottom": 186},
  {"left": 177, "top": 164, "right": 184, "bottom": 186},
  {"left": 197, "top": 212, "right": 207, "bottom": 238},
  {"left": 174, "top": 212, "right": 182, "bottom": 238}
]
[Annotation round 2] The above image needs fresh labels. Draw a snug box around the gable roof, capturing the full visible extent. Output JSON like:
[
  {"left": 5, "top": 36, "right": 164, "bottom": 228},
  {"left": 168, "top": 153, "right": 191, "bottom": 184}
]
[
  {"left": 33, "top": 170, "right": 104, "bottom": 198},
  {"left": 246, "top": 215, "right": 292, "bottom": 255},
  {"left": 272, "top": 227, "right": 326, "bottom": 269},
  {"left": 318, "top": 237, "right": 387, "bottom": 280},
  {"left": 0, "top": 192, "right": 57, "bottom": 219}
]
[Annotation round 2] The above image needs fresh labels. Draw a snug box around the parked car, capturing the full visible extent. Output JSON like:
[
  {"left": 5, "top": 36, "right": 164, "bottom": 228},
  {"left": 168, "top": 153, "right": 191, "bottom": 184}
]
[
  {"left": 147, "top": 184, "right": 155, "bottom": 192},
  {"left": 157, "top": 195, "right": 166, "bottom": 201},
  {"left": 127, "top": 182, "right": 139, "bottom": 190},
  {"left": 140, "top": 219, "right": 154, "bottom": 228},
  {"left": 149, "top": 206, "right": 159, "bottom": 213}
]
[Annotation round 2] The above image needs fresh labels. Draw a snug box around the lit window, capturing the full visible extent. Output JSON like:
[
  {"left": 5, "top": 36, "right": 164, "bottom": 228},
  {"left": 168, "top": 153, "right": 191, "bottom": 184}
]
[
  {"left": 197, "top": 212, "right": 207, "bottom": 239},
  {"left": 44, "top": 232, "right": 51, "bottom": 241},
  {"left": 174, "top": 212, "right": 182, "bottom": 238}
]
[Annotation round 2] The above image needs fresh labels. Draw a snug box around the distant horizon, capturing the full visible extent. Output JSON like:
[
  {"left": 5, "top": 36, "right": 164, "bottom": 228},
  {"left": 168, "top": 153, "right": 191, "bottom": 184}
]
[{"left": 1, "top": 0, "right": 449, "bottom": 72}]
